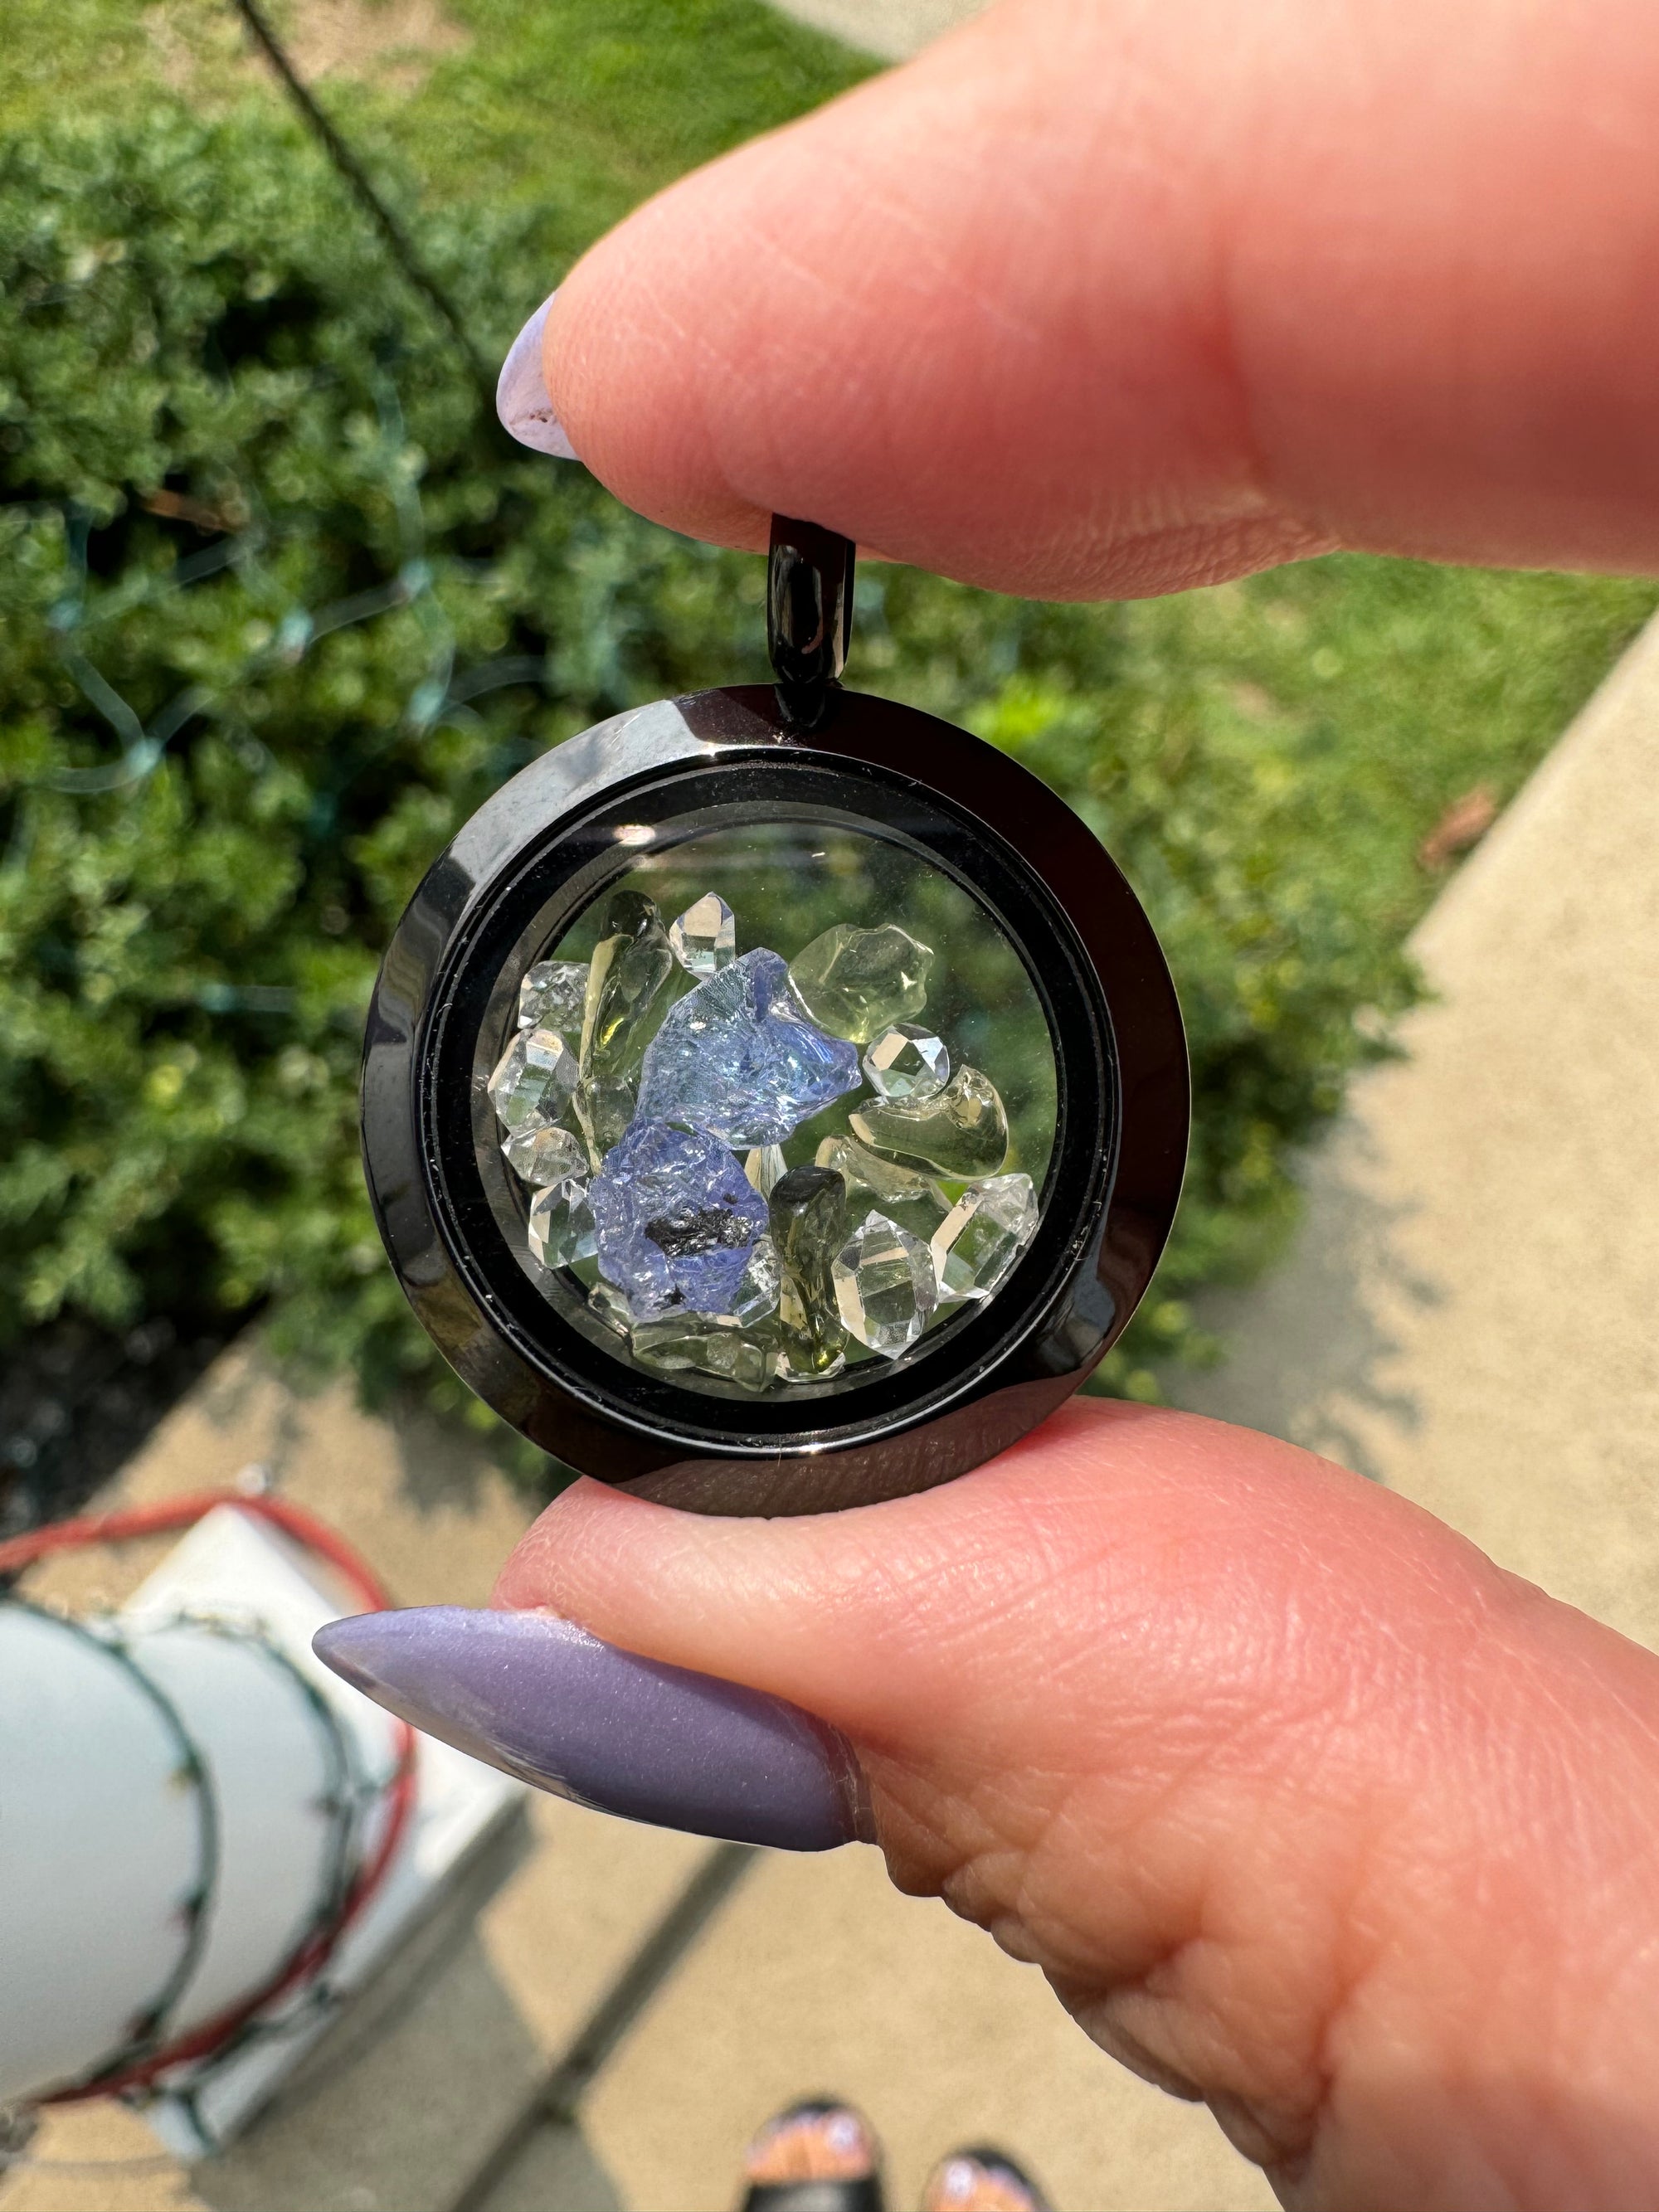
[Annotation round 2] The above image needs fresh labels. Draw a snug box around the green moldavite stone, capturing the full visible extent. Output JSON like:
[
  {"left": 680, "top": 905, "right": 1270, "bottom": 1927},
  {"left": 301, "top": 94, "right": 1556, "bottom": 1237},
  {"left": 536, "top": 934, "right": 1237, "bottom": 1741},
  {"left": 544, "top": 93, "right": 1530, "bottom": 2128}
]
[
  {"left": 588, "top": 1278, "right": 637, "bottom": 1338},
  {"left": 770, "top": 1164, "right": 849, "bottom": 1382},
  {"left": 581, "top": 891, "right": 674, "bottom": 1079},
  {"left": 787, "top": 925, "right": 933, "bottom": 1045},
  {"left": 850, "top": 1065, "right": 1010, "bottom": 1181}
]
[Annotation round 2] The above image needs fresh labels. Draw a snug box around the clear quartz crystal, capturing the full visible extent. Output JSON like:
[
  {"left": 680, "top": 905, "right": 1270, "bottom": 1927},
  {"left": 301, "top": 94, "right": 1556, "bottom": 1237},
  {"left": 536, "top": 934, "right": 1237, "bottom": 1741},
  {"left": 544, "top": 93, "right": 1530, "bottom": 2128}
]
[
  {"left": 930, "top": 1173, "right": 1038, "bottom": 1302},
  {"left": 668, "top": 892, "right": 737, "bottom": 977},
  {"left": 587, "top": 1278, "right": 637, "bottom": 1339},
  {"left": 850, "top": 1065, "right": 1009, "bottom": 1180},
  {"left": 502, "top": 1122, "right": 585, "bottom": 1187},
  {"left": 518, "top": 959, "right": 588, "bottom": 1035},
  {"left": 581, "top": 891, "right": 675, "bottom": 1081},
  {"left": 787, "top": 925, "right": 933, "bottom": 1044},
  {"left": 744, "top": 1145, "right": 787, "bottom": 1198},
  {"left": 832, "top": 1211, "right": 937, "bottom": 1356},
  {"left": 864, "top": 1023, "right": 949, "bottom": 1102},
  {"left": 488, "top": 1025, "right": 578, "bottom": 1133},
  {"left": 722, "top": 1232, "right": 781, "bottom": 1325},
  {"left": 527, "top": 1177, "right": 596, "bottom": 1270}
]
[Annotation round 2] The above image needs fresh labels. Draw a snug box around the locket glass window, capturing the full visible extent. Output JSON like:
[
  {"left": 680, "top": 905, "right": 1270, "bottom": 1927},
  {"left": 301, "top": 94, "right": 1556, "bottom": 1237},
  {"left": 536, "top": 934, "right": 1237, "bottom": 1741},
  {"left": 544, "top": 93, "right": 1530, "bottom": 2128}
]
[{"left": 470, "top": 812, "right": 1060, "bottom": 1403}]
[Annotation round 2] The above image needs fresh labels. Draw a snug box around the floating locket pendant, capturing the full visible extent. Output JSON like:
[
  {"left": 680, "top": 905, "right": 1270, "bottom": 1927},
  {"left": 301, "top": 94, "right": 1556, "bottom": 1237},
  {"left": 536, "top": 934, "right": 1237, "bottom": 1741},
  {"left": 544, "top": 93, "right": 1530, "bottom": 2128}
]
[{"left": 362, "top": 518, "right": 1189, "bottom": 1513}]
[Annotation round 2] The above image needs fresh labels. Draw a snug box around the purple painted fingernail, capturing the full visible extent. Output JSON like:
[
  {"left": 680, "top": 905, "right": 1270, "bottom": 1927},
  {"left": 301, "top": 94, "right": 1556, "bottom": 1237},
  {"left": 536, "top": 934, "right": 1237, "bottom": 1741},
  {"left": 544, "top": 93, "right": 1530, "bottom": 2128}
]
[
  {"left": 497, "top": 294, "right": 580, "bottom": 459},
  {"left": 312, "top": 1607, "right": 864, "bottom": 1851}
]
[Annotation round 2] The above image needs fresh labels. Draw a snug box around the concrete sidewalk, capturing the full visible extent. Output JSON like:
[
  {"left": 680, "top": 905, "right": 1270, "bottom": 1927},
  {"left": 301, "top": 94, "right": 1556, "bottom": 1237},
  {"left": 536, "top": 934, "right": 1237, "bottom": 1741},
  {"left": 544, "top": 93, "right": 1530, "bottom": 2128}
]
[{"left": 1175, "top": 614, "right": 1659, "bottom": 1654}]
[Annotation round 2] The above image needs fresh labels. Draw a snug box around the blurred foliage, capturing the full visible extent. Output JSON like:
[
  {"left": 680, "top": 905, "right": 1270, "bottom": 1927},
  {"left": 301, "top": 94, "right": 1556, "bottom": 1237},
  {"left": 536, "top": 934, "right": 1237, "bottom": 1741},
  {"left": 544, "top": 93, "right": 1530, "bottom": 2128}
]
[
  {"left": 0, "top": 80, "right": 1652, "bottom": 1472},
  {"left": 0, "top": 0, "right": 873, "bottom": 269}
]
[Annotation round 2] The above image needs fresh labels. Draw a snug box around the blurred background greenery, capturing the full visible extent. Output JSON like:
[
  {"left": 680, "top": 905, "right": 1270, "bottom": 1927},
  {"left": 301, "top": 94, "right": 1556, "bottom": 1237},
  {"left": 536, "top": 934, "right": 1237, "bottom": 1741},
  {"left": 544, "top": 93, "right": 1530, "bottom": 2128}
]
[{"left": 2, "top": 0, "right": 1653, "bottom": 1496}]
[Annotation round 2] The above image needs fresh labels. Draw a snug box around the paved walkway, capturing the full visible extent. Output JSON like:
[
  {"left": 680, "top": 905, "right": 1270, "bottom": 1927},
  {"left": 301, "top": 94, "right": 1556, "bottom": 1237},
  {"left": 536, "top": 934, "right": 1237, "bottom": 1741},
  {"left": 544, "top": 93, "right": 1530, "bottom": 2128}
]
[
  {"left": 766, "top": 0, "right": 985, "bottom": 61},
  {"left": 1175, "top": 613, "right": 1659, "bottom": 1655}
]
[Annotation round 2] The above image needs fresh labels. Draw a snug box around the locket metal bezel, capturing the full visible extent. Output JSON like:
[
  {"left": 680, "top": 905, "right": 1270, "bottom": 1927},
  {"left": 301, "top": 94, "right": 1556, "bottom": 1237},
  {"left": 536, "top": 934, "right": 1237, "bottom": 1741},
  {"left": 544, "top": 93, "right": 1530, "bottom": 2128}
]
[{"left": 362, "top": 682, "right": 1188, "bottom": 1513}]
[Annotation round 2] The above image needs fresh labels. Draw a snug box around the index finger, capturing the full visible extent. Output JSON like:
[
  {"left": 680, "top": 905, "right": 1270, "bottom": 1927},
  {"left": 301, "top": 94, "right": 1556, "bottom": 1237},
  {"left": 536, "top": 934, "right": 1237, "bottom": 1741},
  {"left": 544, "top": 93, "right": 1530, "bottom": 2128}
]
[{"left": 528, "top": 0, "right": 1659, "bottom": 596}]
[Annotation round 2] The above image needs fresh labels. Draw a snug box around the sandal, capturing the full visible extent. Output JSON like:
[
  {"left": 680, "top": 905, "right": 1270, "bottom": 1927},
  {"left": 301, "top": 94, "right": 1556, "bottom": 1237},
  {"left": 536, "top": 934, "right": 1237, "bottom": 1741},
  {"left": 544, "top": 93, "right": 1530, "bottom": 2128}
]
[
  {"left": 920, "top": 2144, "right": 1051, "bottom": 2212},
  {"left": 740, "top": 2097, "right": 887, "bottom": 2212}
]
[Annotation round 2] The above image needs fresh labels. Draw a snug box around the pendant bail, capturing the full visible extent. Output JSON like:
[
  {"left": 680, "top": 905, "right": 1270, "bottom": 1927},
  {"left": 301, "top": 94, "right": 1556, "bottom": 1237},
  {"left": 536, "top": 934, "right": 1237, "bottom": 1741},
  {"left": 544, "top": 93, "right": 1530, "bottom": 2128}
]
[{"left": 767, "top": 515, "right": 856, "bottom": 732}]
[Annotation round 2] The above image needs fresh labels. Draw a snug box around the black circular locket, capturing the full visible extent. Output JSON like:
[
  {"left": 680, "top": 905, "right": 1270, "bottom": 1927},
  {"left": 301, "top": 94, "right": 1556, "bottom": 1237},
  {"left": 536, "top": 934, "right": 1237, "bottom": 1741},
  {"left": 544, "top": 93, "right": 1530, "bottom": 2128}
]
[{"left": 362, "top": 519, "right": 1187, "bottom": 1512}]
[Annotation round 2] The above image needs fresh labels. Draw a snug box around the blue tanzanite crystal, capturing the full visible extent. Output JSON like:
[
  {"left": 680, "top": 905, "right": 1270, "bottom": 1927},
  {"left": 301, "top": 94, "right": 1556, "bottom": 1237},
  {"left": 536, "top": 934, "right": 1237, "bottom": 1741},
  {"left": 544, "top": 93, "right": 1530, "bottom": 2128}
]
[
  {"left": 589, "top": 1119, "right": 769, "bottom": 1318},
  {"left": 635, "top": 948, "right": 861, "bottom": 1146}
]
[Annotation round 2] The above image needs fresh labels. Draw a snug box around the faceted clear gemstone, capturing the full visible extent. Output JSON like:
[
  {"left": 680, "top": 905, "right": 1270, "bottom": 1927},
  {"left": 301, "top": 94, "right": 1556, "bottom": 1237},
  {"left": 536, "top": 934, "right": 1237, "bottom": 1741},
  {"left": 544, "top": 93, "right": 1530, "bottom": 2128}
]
[
  {"left": 743, "top": 1144, "right": 787, "bottom": 1198},
  {"left": 527, "top": 1177, "right": 596, "bottom": 1270},
  {"left": 590, "top": 1119, "right": 768, "bottom": 1319},
  {"left": 502, "top": 1122, "right": 586, "bottom": 1187},
  {"left": 587, "top": 1278, "right": 637, "bottom": 1338},
  {"left": 488, "top": 1025, "right": 578, "bottom": 1133},
  {"left": 864, "top": 1023, "right": 949, "bottom": 1102},
  {"left": 813, "top": 1132, "right": 949, "bottom": 1245},
  {"left": 724, "top": 1232, "right": 781, "bottom": 1325},
  {"left": 636, "top": 948, "right": 860, "bottom": 1146},
  {"left": 631, "top": 1316, "right": 771, "bottom": 1393},
  {"left": 930, "top": 1173, "right": 1038, "bottom": 1302},
  {"left": 572, "top": 1072, "right": 635, "bottom": 1169},
  {"left": 518, "top": 959, "right": 588, "bottom": 1035},
  {"left": 581, "top": 891, "right": 675, "bottom": 1080},
  {"left": 788, "top": 924, "right": 933, "bottom": 1044},
  {"left": 668, "top": 892, "right": 737, "bottom": 977},
  {"left": 770, "top": 1164, "right": 848, "bottom": 1381},
  {"left": 850, "top": 1065, "right": 1009, "bottom": 1180},
  {"left": 832, "top": 1211, "right": 938, "bottom": 1357}
]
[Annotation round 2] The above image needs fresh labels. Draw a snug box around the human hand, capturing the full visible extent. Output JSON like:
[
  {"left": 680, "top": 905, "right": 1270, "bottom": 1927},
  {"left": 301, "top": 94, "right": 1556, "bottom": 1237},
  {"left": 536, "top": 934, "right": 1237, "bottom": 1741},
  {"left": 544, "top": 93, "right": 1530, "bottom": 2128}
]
[
  {"left": 351, "top": 9, "right": 1659, "bottom": 2207},
  {"left": 489, "top": 1403, "right": 1659, "bottom": 2210},
  {"left": 507, "top": 0, "right": 1659, "bottom": 598}
]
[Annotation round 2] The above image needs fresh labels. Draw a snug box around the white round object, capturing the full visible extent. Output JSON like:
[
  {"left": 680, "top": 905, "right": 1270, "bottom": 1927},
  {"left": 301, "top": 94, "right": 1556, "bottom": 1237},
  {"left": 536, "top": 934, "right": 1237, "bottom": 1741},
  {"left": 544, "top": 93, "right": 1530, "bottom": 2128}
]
[
  {"left": 0, "top": 1602, "right": 351, "bottom": 2104},
  {"left": 0, "top": 1607, "right": 202, "bottom": 2103}
]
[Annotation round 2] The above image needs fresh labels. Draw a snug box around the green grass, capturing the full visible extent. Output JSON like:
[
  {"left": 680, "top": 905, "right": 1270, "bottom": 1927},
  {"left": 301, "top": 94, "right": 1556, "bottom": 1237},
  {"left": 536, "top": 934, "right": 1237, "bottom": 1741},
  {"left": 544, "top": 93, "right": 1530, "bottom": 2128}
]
[
  {"left": 0, "top": 0, "right": 872, "bottom": 280},
  {"left": 395, "top": 0, "right": 871, "bottom": 264}
]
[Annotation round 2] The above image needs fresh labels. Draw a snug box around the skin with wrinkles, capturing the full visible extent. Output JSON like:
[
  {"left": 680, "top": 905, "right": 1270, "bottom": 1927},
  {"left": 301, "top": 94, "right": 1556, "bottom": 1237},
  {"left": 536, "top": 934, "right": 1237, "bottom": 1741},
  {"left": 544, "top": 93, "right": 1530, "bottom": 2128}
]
[
  {"left": 496, "top": 1407, "right": 1659, "bottom": 2210},
  {"left": 540, "top": 0, "right": 1659, "bottom": 597},
  {"left": 494, "top": 1, "right": 1659, "bottom": 2200}
]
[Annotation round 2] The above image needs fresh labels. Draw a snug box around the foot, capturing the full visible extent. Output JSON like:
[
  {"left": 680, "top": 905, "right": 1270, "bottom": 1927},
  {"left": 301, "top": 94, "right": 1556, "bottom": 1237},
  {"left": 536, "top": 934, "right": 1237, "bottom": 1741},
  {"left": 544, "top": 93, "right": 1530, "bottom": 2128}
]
[
  {"left": 921, "top": 2147, "right": 1048, "bottom": 2212},
  {"left": 744, "top": 2100, "right": 881, "bottom": 2190}
]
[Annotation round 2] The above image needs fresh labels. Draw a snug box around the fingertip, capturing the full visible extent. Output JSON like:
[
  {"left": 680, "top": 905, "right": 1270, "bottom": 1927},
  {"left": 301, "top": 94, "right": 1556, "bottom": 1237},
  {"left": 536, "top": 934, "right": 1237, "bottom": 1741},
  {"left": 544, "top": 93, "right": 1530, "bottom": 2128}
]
[{"left": 541, "top": 246, "right": 775, "bottom": 553}]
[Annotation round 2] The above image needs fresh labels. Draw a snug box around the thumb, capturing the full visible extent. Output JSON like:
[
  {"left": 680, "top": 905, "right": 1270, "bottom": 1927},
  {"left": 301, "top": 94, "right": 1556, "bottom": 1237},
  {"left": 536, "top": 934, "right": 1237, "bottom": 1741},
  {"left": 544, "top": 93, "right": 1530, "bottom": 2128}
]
[{"left": 495, "top": 1401, "right": 1659, "bottom": 2206}]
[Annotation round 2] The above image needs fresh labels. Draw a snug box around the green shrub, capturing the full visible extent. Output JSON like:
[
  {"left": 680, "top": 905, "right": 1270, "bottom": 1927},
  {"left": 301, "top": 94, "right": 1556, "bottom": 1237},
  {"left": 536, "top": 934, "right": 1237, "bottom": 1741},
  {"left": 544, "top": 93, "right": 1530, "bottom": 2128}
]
[{"left": 1, "top": 100, "right": 1651, "bottom": 1465}]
